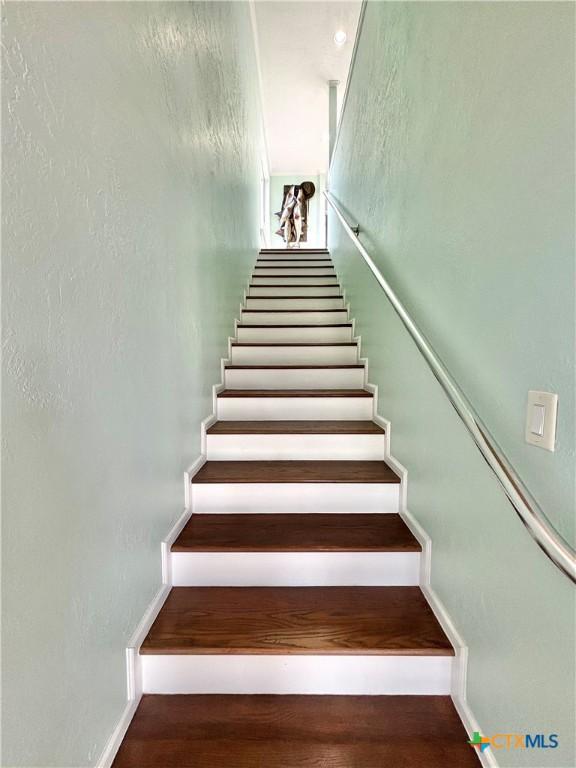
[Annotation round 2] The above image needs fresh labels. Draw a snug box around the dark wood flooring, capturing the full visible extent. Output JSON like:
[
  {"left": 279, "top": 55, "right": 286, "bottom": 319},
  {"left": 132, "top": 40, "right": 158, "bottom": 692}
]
[
  {"left": 217, "top": 389, "right": 369, "bottom": 398},
  {"left": 252, "top": 274, "right": 336, "bottom": 277},
  {"left": 249, "top": 283, "right": 340, "bottom": 288},
  {"left": 140, "top": 586, "right": 453, "bottom": 655},
  {"left": 231, "top": 342, "right": 356, "bottom": 346},
  {"left": 172, "top": 513, "right": 421, "bottom": 552},
  {"left": 112, "top": 694, "right": 480, "bottom": 768},
  {"left": 225, "top": 364, "right": 364, "bottom": 369},
  {"left": 191, "top": 460, "right": 400, "bottom": 484},
  {"left": 236, "top": 323, "right": 352, "bottom": 328},
  {"left": 206, "top": 420, "right": 384, "bottom": 434},
  {"left": 242, "top": 309, "right": 347, "bottom": 313}
]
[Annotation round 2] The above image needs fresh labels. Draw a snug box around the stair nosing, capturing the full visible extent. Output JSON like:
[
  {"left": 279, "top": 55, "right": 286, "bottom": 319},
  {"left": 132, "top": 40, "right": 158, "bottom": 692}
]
[
  {"left": 217, "top": 389, "right": 372, "bottom": 398},
  {"left": 206, "top": 420, "right": 385, "bottom": 434},
  {"left": 231, "top": 342, "right": 357, "bottom": 346},
  {"left": 225, "top": 364, "right": 364, "bottom": 370},
  {"left": 172, "top": 513, "right": 419, "bottom": 554},
  {"left": 237, "top": 323, "right": 352, "bottom": 328},
  {"left": 140, "top": 586, "right": 454, "bottom": 657},
  {"left": 252, "top": 274, "right": 336, "bottom": 277},
  {"left": 191, "top": 460, "right": 401, "bottom": 485},
  {"left": 241, "top": 309, "right": 348, "bottom": 314}
]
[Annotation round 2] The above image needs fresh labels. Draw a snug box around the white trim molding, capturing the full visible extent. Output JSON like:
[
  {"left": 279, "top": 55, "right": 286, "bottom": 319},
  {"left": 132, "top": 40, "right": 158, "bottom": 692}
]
[
  {"left": 374, "top": 389, "right": 497, "bottom": 767},
  {"left": 97, "top": 360, "right": 228, "bottom": 767}
]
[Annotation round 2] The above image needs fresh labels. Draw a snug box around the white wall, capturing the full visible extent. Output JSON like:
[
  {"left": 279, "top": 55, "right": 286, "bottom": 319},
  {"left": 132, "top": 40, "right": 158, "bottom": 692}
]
[{"left": 2, "top": 2, "right": 263, "bottom": 765}]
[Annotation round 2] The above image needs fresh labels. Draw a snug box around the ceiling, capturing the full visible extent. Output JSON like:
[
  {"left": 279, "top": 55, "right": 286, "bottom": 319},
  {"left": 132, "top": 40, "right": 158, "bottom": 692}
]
[{"left": 253, "top": 1, "right": 361, "bottom": 176}]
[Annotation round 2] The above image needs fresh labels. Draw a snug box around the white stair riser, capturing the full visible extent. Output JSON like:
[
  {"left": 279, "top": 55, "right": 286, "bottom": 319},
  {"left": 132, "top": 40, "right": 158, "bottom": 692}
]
[
  {"left": 251, "top": 276, "right": 338, "bottom": 285},
  {"left": 141, "top": 655, "right": 452, "bottom": 695},
  {"left": 224, "top": 368, "right": 365, "bottom": 390},
  {"left": 191, "top": 483, "right": 400, "bottom": 514},
  {"left": 249, "top": 285, "right": 340, "bottom": 297},
  {"left": 257, "top": 260, "right": 332, "bottom": 268},
  {"left": 241, "top": 311, "right": 348, "bottom": 325},
  {"left": 237, "top": 326, "right": 353, "bottom": 343},
  {"left": 245, "top": 297, "right": 344, "bottom": 310},
  {"left": 230, "top": 345, "right": 358, "bottom": 365},
  {"left": 206, "top": 433, "right": 385, "bottom": 460},
  {"left": 171, "top": 552, "right": 419, "bottom": 586},
  {"left": 254, "top": 268, "right": 336, "bottom": 277},
  {"left": 217, "top": 396, "right": 373, "bottom": 420}
]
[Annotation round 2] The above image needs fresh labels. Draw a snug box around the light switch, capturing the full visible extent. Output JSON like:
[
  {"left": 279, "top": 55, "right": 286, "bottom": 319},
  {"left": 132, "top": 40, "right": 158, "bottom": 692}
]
[
  {"left": 525, "top": 391, "right": 558, "bottom": 452},
  {"left": 530, "top": 404, "right": 546, "bottom": 437}
]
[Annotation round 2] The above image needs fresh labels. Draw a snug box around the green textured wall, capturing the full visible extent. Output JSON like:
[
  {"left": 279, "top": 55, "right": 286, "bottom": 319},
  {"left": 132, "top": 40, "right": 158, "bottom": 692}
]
[
  {"left": 2, "top": 2, "right": 262, "bottom": 766},
  {"left": 330, "top": 2, "right": 575, "bottom": 766}
]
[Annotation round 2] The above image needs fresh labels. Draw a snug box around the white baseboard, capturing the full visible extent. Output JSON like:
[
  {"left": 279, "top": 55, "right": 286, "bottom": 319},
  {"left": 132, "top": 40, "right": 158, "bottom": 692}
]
[
  {"left": 95, "top": 580, "right": 169, "bottom": 768},
  {"left": 453, "top": 694, "right": 500, "bottom": 768},
  {"left": 96, "top": 696, "right": 139, "bottom": 768},
  {"left": 97, "top": 276, "right": 260, "bottom": 767},
  {"left": 375, "top": 392, "right": 497, "bottom": 765},
  {"left": 97, "top": 369, "right": 227, "bottom": 767}
]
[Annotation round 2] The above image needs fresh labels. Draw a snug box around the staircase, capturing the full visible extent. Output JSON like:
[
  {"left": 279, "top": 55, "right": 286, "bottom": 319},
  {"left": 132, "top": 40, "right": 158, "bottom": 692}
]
[{"left": 112, "top": 249, "right": 480, "bottom": 767}]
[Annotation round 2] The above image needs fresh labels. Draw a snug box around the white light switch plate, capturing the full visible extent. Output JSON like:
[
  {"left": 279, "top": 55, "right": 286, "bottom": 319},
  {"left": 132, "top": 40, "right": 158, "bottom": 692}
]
[{"left": 525, "top": 391, "right": 558, "bottom": 452}]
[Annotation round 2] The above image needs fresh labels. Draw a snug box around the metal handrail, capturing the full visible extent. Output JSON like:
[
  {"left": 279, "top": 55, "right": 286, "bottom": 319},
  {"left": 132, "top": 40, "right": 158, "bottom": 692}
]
[{"left": 324, "top": 189, "right": 576, "bottom": 584}]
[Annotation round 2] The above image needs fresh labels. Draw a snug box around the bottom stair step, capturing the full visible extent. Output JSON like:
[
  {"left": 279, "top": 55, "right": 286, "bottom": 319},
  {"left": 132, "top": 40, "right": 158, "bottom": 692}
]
[{"left": 112, "top": 694, "right": 480, "bottom": 767}]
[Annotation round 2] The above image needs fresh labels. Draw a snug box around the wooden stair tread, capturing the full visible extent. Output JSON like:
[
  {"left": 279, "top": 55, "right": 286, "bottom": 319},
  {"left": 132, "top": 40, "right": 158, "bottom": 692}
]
[
  {"left": 231, "top": 342, "right": 357, "bottom": 347},
  {"left": 252, "top": 274, "right": 336, "bottom": 278},
  {"left": 237, "top": 323, "right": 352, "bottom": 328},
  {"left": 140, "top": 586, "right": 453, "bottom": 655},
  {"left": 241, "top": 309, "right": 347, "bottom": 313},
  {"left": 257, "top": 258, "right": 333, "bottom": 262},
  {"left": 246, "top": 295, "right": 342, "bottom": 299},
  {"left": 112, "top": 694, "right": 479, "bottom": 768},
  {"left": 207, "top": 420, "right": 384, "bottom": 434},
  {"left": 249, "top": 283, "right": 340, "bottom": 287},
  {"left": 224, "top": 364, "right": 364, "bottom": 369},
  {"left": 254, "top": 265, "right": 335, "bottom": 270},
  {"left": 172, "top": 513, "right": 419, "bottom": 552},
  {"left": 217, "top": 389, "right": 372, "bottom": 398},
  {"left": 191, "top": 461, "right": 400, "bottom": 484}
]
